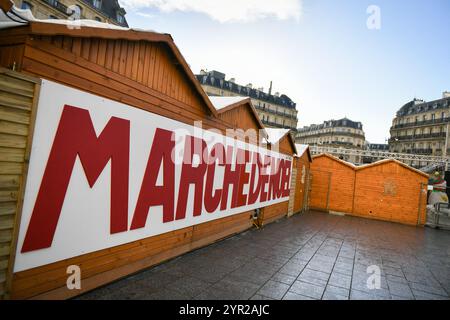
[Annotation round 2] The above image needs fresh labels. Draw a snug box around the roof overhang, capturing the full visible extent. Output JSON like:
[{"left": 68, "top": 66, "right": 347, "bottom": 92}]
[{"left": 0, "top": 1, "right": 219, "bottom": 118}]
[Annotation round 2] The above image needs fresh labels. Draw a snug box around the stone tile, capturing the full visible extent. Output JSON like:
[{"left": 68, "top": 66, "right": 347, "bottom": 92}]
[
  {"left": 79, "top": 211, "right": 450, "bottom": 300},
  {"left": 328, "top": 272, "right": 351, "bottom": 289},
  {"left": 412, "top": 289, "right": 449, "bottom": 300},
  {"left": 387, "top": 282, "right": 414, "bottom": 299},
  {"left": 282, "top": 291, "right": 315, "bottom": 300},
  {"left": 250, "top": 294, "right": 275, "bottom": 300},
  {"left": 139, "top": 288, "right": 191, "bottom": 300},
  {"left": 350, "top": 289, "right": 388, "bottom": 300},
  {"left": 256, "top": 280, "right": 290, "bottom": 300},
  {"left": 210, "top": 276, "right": 260, "bottom": 300},
  {"left": 270, "top": 273, "right": 297, "bottom": 285},
  {"left": 230, "top": 267, "right": 274, "bottom": 286},
  {"left": 386, "top": 274, "right": 408, "bottom": 285},
  {"left": 323, "top": 285, "right": 349, "bottom": 300},
  {"left": 409, "top": 282, "right": 448, "bottom": 297},
  {"left": 278, "top": 261, "right": 306, "bottom": 277},
  {"left": 297, "top": 269, "right": 329, "bottom": 286},
  {"left": 290, "top": 280, "right": 325, "bottom": 299},
  {"left": 166, "top": 276, "right": 211, "bottom": 298}
]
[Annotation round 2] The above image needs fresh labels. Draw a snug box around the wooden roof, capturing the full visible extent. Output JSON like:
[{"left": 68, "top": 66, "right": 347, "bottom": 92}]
[
  {"left": 0, "top": 1, "right": 218, "bottom": 118},
  {"left": 211, "top": 97, "right": 267, "bottom": 137},
  {"left": 265, "top": 128, "right": 297, "bottom": 155},
  {"left": 312, "top": 153, "right": 356, "bottom": 169},
  {"left": 356, "top": 159, "right": 429, "bottom": 178}
]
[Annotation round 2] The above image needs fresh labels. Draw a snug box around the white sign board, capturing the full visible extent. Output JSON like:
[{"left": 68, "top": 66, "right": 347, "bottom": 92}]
[{"left": 14, "top": 80, "right": 292, "bottom": 272}]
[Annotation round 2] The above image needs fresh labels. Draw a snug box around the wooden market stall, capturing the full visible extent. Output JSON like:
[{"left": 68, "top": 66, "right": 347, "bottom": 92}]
[
  {"left": 288, "top": 144, "right": 312, "bottom": 216},
  {"left": 309, "top": 154, "right": 356, "bottom": 213},
  {"left": 0, "top": 2, "right": 295, "bottom": 300},
  {"left": 309, "top": 153, "right": 428, "bottom": 226},
  {"left": 263, "top": 128, "right": 297, "bottom": 225},
  {"left": 353, "top": 159, "right": 428, "bottom": 225}
]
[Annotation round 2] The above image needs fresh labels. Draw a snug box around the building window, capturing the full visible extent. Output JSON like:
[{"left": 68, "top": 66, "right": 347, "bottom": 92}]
[
  {"left": 21, "top": 1, "right": 32, "bottom": 10},
  {"left": 49, "top": 15, "right": 58, "bottom": 19},
  {"left": 117, "top": 12, "right": 125, "bottom": 23},
  {"left": 95, "top": 17, "right": 101, "bottom": 22},
  {"left": 93, "top": 0, "right": 102, "bottom": 9}
]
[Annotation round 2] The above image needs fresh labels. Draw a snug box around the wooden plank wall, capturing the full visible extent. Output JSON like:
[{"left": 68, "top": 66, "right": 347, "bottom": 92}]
[
  {"left": 310, "top": 155, "right": 428, "bottom": 226},
  {"left": 0, "top": 30, "right": 292, "bottom": 299},
  {"left": 261, "top": 134, "right": 296, "bottom": 224},
  {"left": 309, "top": 169, "right": 331, "bottom": 211},
  {"left": 16, "top": 33, "right": 227, "bottom": 131},
  {"left": 0, "top": 68, "right": 40, "bottom": 299},
  {"left": 310, "top": 156, "right": 355, "bottom": 213},
  {"left": 292, "top": 153, "right": 310, "bottom": 214},
  {"left": 287, "top": 159, "right": 297, "bottom": 217},
  {"left": 353, "top": 162, "right": 428, "bottom": 225}
]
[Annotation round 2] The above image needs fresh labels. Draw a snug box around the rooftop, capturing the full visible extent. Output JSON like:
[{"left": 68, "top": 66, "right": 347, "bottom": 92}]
[
  {"left": 196, "top": 70, "right": 297, "bottom": 109},
  {"left": 396, "top": 95, "right": 450, "bottom": 117},
  {"left": 298, "top": 118, "right": 363, "bottom": 133}
]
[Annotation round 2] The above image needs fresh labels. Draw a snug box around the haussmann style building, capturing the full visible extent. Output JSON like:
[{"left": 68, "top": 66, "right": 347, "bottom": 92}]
[
  {"left": 389, "top": 91, "right": 450, "bottom": 166},
  {"left": 195, "top": 70, "right": 298, "bottom": 131},
  {"left": 12, "top": 0, "right": 127, "bottom": 26},
  {"left": 296, "top": 118, "right": 366, "bottom": 164}
]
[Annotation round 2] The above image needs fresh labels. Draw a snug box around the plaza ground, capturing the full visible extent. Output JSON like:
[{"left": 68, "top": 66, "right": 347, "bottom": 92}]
[{"left": 78, "top": 211, "right": 450, "bottom": 300}]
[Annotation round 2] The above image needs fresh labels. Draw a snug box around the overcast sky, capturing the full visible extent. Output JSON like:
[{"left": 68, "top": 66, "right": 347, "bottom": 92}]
[{"left": 120, "top": 0, "right": 450, "bottom": 143}]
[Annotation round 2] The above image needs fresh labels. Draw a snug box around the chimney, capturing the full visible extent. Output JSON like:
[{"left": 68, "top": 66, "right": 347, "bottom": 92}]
[
  {"left": 268, "top": 81, "right": 272, "bottom": 95},
  {"left": 274, "top": 92, "right": 280, "bottom": 97},
  {"left": 258, "top": 87, "right": 264, "bottom": 92},
  {"left": 246, "top": 83, "right": 252, "bottom": 89},
  {"left": 443, "top": 91, "right": 450, "bottom": 98},
  {"left": 229, "top": 78, "right": 235, "bottom": 83},
  {"left": 200, "top": 69, "right": 207, "bottom": 75}
]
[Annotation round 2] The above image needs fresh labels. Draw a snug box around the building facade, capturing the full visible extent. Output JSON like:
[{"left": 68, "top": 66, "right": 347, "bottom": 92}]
[
  {"left": 296, "top": 118, "right": 365, "bottom": 164},
  {"left": 195, "top": 70, "right": 298, "bottom": 130},
  {"left": 361, "top": 143, "right": 389, "bottom": 164},
  {"left": 389, "top": 92, "right": 450, "bottom": 164},
  {"left": 13, "top": 0, "right": 127, "bottom": 26}
]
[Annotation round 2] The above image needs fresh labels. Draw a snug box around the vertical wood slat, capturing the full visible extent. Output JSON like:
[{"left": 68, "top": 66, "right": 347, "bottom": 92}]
[
  {"left": 88, "top": 38, "right": 99, "bottom": 64},
  {"left": 0, "top": 68, "right": 40, "bottom": 300},
  {"left": 125, "top": 42, "right": 134, "bottom": 79},
  {"left": 119, "top": 40, "right": 128, "bottom": 75},
  {"left": 71, "top": 38, "right": 82, "bottom": 57},
  {"left": 24, "top": 34, "right": 205, "bottom": 112},
  {"left": 96, "top": 39, "right": 107, "bottom": 67},
  {"left": 136, "top": 42, "right": 145, "bottom": 83},
  {"left": 104, "top": 40, "right": 114, "bottom": 70}
]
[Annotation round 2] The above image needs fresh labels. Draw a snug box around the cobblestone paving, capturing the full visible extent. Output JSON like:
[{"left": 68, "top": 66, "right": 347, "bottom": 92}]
[{"left": 78, "top": 211, "right": 450, "bottom": 300}]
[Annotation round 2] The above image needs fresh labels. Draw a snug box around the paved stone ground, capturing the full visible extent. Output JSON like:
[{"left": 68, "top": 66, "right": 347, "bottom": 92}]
[{"left": 78, "top": 211, "right": 450, "bottom": 300}]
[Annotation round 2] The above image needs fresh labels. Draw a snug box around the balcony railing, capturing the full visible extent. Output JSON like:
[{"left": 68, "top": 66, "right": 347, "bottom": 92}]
[
  {"left": 42, "top": 0, "right": 69, "bottom": 15},
  {"left": 296, "top": 131, "right": 365, "bottom": 140},
  {"left": 255, "top": 105, "right": 297, "bottom": 120},
  {"left": 410, "top": 148, "right": 433, "bottom": 155},
  {"left": 389, "top": 132, "right": 447, "bottom": 142},
  {"left": 392, "top": 117, "right": 450, "bottom": 129},
  {"left": 261, "top": 119, "right": 296, "bottom": 130}
]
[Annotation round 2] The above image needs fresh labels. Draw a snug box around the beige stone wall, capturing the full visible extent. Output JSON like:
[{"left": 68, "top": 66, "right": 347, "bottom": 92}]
[
  {"left": 390, "top": 107, "right": 450, "bottom": 156},
  {"left": 201, "top": 84, "right": 298, "bottom": 129},
  {"left": 296, "top": 126, "right": 365, "bottom": 149},
  {"left": 12, "top": 0, "right": 120, "bottom": 24}
]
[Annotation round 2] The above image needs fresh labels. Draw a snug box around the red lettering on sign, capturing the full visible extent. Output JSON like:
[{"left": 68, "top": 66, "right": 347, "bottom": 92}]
[
  {"left": 204, "top": 143, "right": 225, "bottom": 213},
  {"left": 131, "top": 128, "right": 175, "bottom": 229},
  {"left": 176, "top": 136, "right": 207, "bottom": 220},
  {"left": 22, "top": 105, "right": 130, "bottom": 253}
]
